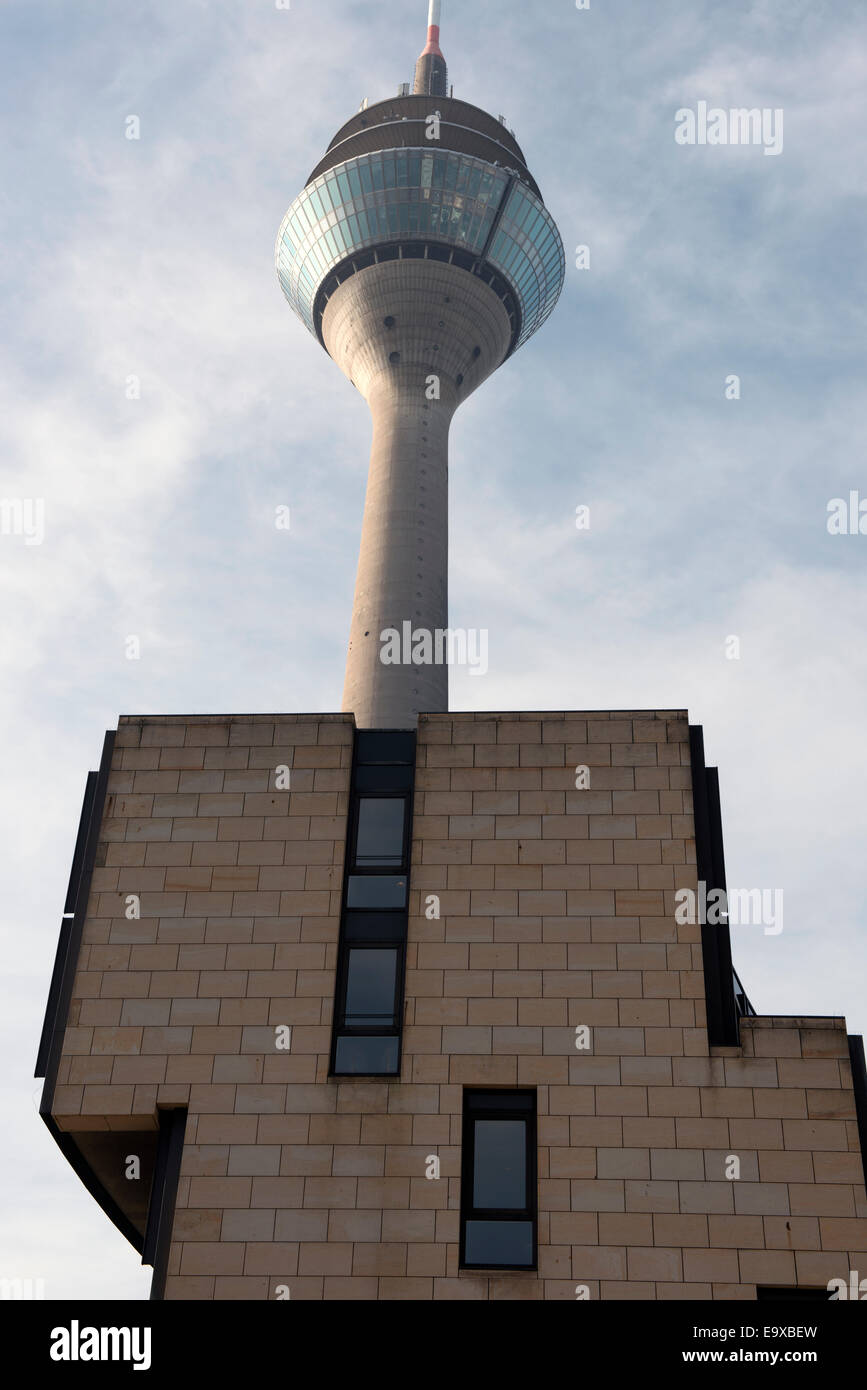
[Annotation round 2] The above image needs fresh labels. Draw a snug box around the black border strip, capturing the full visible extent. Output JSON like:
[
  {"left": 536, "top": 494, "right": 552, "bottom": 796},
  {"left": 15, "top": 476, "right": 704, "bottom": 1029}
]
[
  {"left": 689, "top": 726, "right": 738, "bottom": 1047},
  {"left": 144, "top": 1108, "right": 188, "bottom": 1301},
  {"left": 847, "top": 1035, "right": 867, "bottom": 1195}
]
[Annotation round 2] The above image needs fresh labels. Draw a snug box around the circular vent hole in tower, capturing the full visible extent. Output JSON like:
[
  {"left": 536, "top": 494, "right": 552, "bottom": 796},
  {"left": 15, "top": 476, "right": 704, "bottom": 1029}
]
[
  {"left": 389, "top": 351, "right": 401, "bottom": 364},
  {"left": 472, "top": 346, "right": 481, "bottom": 359},
  {"left": 384, "top": 316, "right": 396, "bottom": 328}
]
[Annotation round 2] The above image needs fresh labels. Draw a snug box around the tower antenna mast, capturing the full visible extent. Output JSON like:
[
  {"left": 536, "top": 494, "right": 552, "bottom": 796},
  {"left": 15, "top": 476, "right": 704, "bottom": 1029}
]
[{"left": 413, "top": 0, "right": 448, "bottom": 97}]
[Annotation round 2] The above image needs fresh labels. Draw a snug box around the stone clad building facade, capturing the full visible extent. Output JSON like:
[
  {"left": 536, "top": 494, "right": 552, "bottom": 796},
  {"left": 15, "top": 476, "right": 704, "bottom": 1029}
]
[{"left": 37, "top": 709, "right": 867, "bottom": 1299}]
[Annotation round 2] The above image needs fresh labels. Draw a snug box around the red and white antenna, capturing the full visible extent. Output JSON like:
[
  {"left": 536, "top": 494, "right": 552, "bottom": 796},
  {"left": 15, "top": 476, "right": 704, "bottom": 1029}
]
[
  {"left": 424, "top": 1, "right": 444, "bottom": 56},
  {"left": 413, "top": 0, "right": 448, "bottom": 97}
]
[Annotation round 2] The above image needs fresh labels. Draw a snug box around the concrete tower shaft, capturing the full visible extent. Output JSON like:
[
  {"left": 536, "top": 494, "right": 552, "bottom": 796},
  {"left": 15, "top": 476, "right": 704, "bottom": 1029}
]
[{"left": 321, "top": 258, "right": 513, "bottom": 728}]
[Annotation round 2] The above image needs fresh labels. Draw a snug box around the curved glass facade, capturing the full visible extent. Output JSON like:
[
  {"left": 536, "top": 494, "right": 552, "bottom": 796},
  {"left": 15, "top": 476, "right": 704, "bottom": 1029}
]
[
  {"left": 489, "top": 181, "right": 564, "bottom": 351},
  {"left": 276, "top": 149, "right": 564, "bottom": 354}
]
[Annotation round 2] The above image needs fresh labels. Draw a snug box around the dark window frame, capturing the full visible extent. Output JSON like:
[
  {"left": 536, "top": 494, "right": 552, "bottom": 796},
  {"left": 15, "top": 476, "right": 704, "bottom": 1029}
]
[
  {"left": 459, "top": 1089, "right": 538, "bottom": 1272},
  {"left": 330, "top": 933, "right": 407, "bottom": 1073},
  {"left": 329, "top": 728, "right": 416, "bottom": 1079},
  {"left": 335, "top": 940, "right": 405, "bottom": 1033}
]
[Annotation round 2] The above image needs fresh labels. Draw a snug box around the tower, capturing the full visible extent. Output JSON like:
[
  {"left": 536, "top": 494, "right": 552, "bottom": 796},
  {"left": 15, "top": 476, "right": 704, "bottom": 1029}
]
[{"left": 276, "top": 1, "right": 565, "bottom": 729}]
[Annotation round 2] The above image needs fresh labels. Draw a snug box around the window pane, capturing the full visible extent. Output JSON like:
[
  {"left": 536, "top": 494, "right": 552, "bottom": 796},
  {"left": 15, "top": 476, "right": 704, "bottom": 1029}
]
[
  {"left": 345, "top": 948, "right": 398, "bottom": 1024},
  {"left": 464, "top": 1220, "right": 534, "bottom": 1267},
  {"left": 334, "top": 1034, "right": 399, "bottom": 1075},
  {"left": 355, "top": 798, "right": 405, "bottom": 866},
  {"left": 473, "top": 1119, "right": 526, "bottom": 1209},
  {"left": 346, "top": 875, "right": 407, "bottom": 909}
]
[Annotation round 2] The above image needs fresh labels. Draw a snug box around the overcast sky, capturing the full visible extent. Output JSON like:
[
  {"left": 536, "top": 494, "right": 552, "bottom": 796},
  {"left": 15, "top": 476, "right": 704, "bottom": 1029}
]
[{"left": 1, "top": 0, "right": 865, "bottom": 1300}]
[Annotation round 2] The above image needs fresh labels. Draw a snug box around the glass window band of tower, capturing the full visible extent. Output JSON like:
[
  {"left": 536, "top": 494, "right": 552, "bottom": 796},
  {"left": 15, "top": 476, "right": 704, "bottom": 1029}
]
[
  {"left": 306, "top": 117, "right": 541, "bottom": 199},
  {"left": 276, "top": 149, "right": 565, "bottom": 356}
]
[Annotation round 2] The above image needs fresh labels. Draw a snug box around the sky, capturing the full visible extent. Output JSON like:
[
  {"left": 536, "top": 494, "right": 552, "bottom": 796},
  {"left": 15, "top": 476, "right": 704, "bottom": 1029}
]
[{"left": 1, "top": 0, "right": 865, "bottom": 1300}]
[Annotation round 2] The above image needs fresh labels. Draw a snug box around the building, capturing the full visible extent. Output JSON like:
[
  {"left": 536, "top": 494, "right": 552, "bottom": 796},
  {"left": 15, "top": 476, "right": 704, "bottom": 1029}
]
[{"left": 37, "top": 3, "right": 867, "bottom": 1301}]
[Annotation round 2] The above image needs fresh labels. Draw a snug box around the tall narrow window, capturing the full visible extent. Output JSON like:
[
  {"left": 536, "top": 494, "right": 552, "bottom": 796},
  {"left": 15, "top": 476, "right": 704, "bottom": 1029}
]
[
  {"left": 460, "top": 1090, "right": 537, "bottom": 1271},
  {"left": 330, "top": 730, "right": 416, "bottom": 1077}
]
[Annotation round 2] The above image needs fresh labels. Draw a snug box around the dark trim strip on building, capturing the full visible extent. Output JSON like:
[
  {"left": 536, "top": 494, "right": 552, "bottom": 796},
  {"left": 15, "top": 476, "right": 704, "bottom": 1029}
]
[
  {"left": 63, "top": 770, "right": 98, "bottom": 916},
  {"left": 35, "top": 769, "right": 98, "bottom": 1079},
  {"left": 689, "top": 725, "right": 739, "bottom": 1047},
  {"left": 144, "top": 1108, "right": 188, "bottom": 1301},
  {"left": 847, "top": 1035, "right": 867, "bottom": 1195},
  {"left": 706, "top": 765, "right": 737, "bottom": 1030},
  {"left": 36, "top": 730, "right": 116, "bottom": 1094},
  {"left": 34, "top": 917, "right": 75, "bottom": 1082}
]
